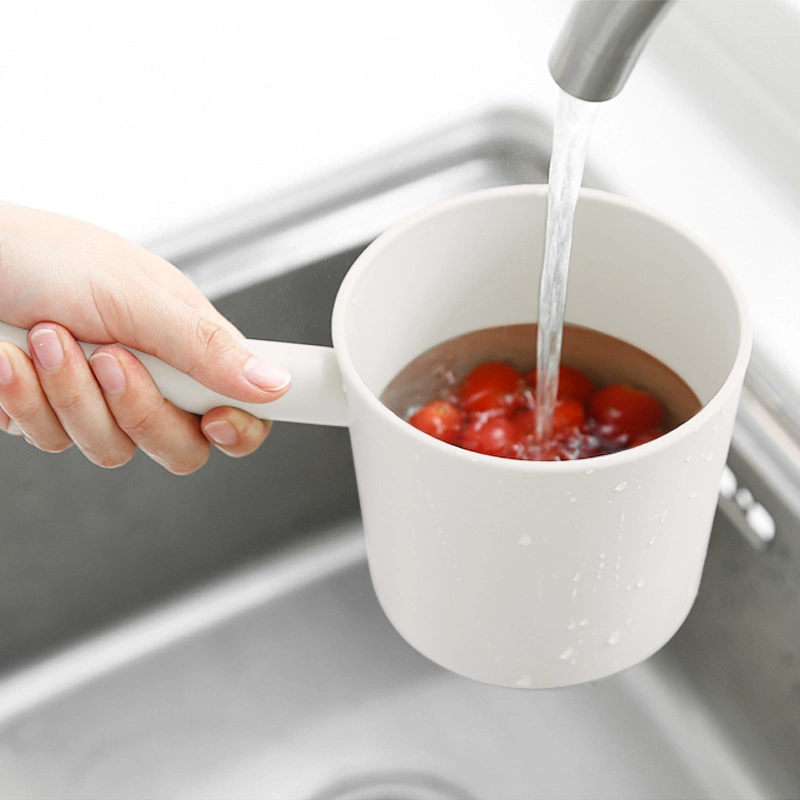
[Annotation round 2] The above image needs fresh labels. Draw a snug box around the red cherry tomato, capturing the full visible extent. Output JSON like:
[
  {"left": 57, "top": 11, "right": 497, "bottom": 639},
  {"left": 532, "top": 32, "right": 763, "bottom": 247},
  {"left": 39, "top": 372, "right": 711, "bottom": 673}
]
[
  {"left": 510, "top": 407, "right": 536, "bottom": 435},
  {"left": 552, "top": 398, "right": 586, "bottom": 433},
  {"left": 459, "top": 362, "right": 523, "bottom": 414},
  {"left": 528, "top": 364, "right": 594, "bottom": 406},
  {"left": 408, "top": 400, "right": 464, "bottom": 444},
  {"left": 589, "top": 384, "right": 664, "bottom": 441},
  {"left": 513, "top": 399, "right": 585, "bottom": 437},
  {"left": 459, "top": 417, "right": 521, "bottom": 458}
]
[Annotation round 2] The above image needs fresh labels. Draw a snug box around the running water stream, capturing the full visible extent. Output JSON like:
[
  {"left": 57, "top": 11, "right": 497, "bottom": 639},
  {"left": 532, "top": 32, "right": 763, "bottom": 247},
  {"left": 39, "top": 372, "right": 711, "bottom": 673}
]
[{"left": 535, "top": 91, "right": 599, "bottom": 441}]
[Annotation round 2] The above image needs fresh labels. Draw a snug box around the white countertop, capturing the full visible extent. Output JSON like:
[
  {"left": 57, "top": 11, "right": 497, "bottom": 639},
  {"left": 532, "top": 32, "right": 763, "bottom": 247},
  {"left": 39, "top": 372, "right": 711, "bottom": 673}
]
[{"left": 3, "top": 0, "right": 800, "bottom": 396}]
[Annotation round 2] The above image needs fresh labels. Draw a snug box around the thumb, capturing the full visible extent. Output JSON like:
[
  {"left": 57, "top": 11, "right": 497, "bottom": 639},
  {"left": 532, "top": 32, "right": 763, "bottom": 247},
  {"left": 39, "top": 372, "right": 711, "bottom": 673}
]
[{"left": 116, "top": 285, "right": 291, "bottom": 403}]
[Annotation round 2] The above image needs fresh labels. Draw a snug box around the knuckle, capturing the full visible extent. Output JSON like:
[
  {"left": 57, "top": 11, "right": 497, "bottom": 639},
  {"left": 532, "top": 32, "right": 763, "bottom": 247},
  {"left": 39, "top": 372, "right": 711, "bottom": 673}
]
[
  {"left": 51, "top": 390, "right": 86, "bottom": 417},
  {"left": 121, "top": 400, "right": 165, "bottom": 441},
  {"left": 189, "top": 317, "right": 234, "bottom": 378},
  {"left": 9, "top": 396, "right": 45, "bottom": 427}
]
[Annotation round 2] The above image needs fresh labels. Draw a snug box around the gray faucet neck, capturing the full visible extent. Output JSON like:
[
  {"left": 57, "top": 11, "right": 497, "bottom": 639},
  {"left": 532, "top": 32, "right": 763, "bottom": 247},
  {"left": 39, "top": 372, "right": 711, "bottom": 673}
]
[{"left": 549, "top": 0, "right": 675, "bottom": 103}]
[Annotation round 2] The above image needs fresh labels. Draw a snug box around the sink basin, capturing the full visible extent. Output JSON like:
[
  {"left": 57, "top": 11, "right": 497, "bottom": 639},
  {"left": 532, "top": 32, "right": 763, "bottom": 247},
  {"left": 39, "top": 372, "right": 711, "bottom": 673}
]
[{"left": 0, "top": 110, "right": 798, "bottom": 799}]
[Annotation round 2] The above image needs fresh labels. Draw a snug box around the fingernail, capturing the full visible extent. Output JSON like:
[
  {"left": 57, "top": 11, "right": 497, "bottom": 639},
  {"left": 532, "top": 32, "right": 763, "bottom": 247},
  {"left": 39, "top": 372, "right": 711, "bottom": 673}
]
[
  {"left": 90, "top": 352, "right": 127, "bottom": 395},
  {"left": 0, "top": 349, "right": 12, "bottom": 386},
  {"left": 204, "top": 419, "right": 238, "bottom": 447},
  {"left": 243, "top": 356, "right": 290, "bottom": 392},
  {"left": 30, "top": 328, "right": 64, "bottom": 371}
]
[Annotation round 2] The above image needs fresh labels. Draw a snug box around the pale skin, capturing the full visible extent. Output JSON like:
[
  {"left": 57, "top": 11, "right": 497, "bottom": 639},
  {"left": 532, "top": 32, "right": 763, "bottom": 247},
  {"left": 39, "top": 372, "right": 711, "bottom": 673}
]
[{"left": 0, "top": 202, "right": 291, "bottom": 474}]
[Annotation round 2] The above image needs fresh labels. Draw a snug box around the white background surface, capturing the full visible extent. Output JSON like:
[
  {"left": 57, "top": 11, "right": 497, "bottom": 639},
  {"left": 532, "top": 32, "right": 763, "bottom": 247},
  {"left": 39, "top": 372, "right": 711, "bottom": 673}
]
[{"left": 2, "top": 1, "right": 799, "bottom": 394}]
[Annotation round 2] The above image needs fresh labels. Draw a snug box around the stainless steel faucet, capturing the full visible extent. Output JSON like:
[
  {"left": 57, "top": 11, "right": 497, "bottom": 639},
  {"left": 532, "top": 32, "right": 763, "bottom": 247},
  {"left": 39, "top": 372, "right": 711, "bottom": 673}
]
[{"left": 549, "top": 0, "right": 675, "bottom": 102}]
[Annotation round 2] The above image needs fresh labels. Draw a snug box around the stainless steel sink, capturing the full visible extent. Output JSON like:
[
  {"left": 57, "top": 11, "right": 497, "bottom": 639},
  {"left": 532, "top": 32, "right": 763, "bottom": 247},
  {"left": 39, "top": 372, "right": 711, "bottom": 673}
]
[{"left": 1, "top": 110, "right": 798, "bottom": 800}]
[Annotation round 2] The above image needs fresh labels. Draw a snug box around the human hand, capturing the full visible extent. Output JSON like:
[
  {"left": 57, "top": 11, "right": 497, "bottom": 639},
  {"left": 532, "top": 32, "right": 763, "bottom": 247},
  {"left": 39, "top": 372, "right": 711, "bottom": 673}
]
[{"left": 0, "top": 202, "right": 290, "bottom": 473}]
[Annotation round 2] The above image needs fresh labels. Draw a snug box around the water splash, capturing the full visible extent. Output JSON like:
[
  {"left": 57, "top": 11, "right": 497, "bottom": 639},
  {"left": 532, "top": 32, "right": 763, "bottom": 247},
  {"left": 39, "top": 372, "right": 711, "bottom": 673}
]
[{"left": 535, "top": 91, "right": 598, "bottom": 440}]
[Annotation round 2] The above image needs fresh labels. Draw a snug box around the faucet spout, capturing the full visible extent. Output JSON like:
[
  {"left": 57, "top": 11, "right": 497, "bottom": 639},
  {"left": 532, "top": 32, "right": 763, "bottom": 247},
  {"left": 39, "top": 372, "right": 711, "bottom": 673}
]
[{"left": 549, "top": 0, "right": 675, "bottom": 102}]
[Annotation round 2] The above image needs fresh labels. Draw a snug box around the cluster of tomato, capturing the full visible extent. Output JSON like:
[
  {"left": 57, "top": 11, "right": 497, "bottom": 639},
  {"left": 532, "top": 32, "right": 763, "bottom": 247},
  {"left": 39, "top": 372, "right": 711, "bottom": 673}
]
[{"left": 407, "top": 360, "right": 665, "bottom": 461}]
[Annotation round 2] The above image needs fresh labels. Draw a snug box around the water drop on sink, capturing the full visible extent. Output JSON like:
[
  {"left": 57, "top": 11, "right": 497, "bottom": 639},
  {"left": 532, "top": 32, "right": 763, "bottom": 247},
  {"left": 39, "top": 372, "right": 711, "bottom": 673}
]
[
  {"left": 559, "top": 646, "right": 576, "bottom": 661},
  {"left": 614, "top": 481, "right": 628, "bottom": 492},
  {"left": 516, "top": 674, "right": 533, "bottom": 688},
  {"left": 636, "top": 577, "right": 645, "bottom": 588},
  {"left": 518, "top": 534, "right": 532, "bottom": 547},
  {"left": 585, "top": 467, "right": 595, "bottom": 475},
  {"left": 684, "top": 454, "right": 693, "bottom": 463},
  {"left": 607, "top": 630, "right": 621, "bottom": 645},
  {"left": 704, "top": 451, "right": 714, "bottom": 462}
]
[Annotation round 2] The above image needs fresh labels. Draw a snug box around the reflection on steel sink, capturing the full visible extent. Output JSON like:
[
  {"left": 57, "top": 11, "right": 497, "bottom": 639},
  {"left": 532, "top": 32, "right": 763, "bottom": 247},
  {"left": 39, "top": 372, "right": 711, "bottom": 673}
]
[{"left": 0, "top": 111, "right": 798, "bottom": 799}]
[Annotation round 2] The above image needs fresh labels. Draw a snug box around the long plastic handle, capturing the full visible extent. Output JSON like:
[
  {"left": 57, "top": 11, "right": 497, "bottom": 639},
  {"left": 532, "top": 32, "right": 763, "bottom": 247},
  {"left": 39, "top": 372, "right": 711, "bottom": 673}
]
[{"left": 0, "top": 322, "right": 349, "bottom": 427}]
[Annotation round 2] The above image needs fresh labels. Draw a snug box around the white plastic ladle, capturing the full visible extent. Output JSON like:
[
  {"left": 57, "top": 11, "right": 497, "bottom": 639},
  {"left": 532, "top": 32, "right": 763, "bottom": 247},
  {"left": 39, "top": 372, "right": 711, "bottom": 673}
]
[{"left": 0, "top": 322, "right": 349, "bottom": 427}]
